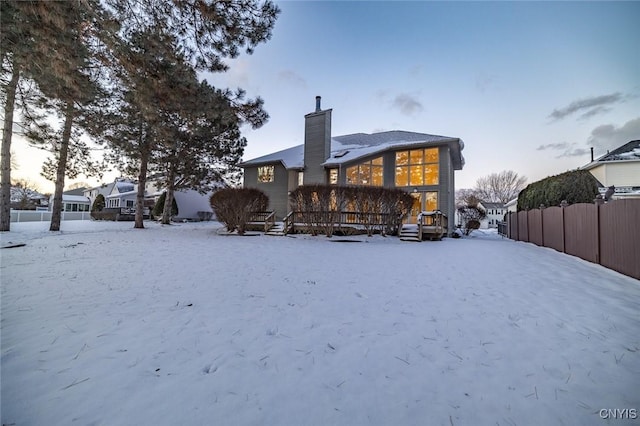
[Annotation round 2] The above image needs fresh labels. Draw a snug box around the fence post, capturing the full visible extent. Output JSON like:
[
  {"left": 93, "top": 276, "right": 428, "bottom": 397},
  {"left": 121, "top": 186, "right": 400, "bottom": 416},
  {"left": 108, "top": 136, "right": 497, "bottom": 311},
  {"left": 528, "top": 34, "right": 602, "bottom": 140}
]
[
  {"left": 540, "top": 206, "right": 545, "bottom": 247},
  {"left": 561, "top": 203, "right": 566, "bottom": 253},
  {"left": 596, "top": 203, "right": 601, "bottom": 265}
]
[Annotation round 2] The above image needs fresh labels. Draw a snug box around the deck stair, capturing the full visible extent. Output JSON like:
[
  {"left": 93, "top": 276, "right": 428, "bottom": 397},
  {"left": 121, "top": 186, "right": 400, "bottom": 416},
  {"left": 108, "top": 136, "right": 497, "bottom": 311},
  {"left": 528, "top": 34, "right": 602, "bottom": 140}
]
[
  {"left": 399, "top": 224, "right": 421, "bottom": 242},
  {"left": 265, "top": 222, "right": 286, "bottom": 236}
]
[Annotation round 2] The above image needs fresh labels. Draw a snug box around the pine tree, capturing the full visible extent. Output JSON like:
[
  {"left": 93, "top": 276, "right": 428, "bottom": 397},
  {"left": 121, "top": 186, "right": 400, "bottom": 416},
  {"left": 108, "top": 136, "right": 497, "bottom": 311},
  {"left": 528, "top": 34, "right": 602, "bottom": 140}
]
[
  {"left": 101, "top": 0, "right": 279, "bottom": 228},
  {"left": 1, "top": 1, "right": 47, "bottom": 231},
  {"left": 2, "top": 1, "right": 113, "bottom": 231}
]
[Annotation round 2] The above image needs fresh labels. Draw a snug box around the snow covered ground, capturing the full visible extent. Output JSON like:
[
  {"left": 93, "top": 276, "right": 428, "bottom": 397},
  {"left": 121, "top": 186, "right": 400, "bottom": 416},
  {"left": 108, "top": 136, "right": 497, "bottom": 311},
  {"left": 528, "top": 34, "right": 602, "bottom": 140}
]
[{"left": 1, "top": 221, "right": 639, "bottom": 425}]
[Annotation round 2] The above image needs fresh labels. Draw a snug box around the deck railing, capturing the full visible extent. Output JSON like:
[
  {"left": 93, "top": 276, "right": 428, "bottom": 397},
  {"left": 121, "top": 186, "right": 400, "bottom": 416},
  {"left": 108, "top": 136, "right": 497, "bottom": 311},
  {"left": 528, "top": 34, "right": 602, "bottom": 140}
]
[
  {"left": 417, "top": 211, "right": 447, "bottom": 240},
  {"left": 264, "top": 211, "right": 276, "bottom": 233},
  {"left": 283, "top": 211, "right": 294, "bottom": 235},
  {"left": 250, "top": 210, "right": 406, "bottom": 236}
]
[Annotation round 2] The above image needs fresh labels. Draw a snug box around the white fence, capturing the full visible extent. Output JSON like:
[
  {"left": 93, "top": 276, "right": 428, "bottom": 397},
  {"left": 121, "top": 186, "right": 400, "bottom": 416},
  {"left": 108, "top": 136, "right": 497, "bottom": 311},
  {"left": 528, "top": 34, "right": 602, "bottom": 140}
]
[{"left": 10, "top": 210, "right": 91, "bottom": 223}]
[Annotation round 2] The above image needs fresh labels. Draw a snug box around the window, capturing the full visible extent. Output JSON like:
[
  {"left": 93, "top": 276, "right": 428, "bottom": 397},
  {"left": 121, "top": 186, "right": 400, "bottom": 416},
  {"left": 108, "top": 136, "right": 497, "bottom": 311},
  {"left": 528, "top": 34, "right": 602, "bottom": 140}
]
[
  {"left": 126, "top": 200, "right": 134, "bottom": 208},
  {"left": 328, "top": 169, "right": 338, "bottom": 185},
  {"left": 345, "top": 156, "right": 384, "bottom": 186},
  {"left": 298, "top": 171, "right": 304, "bottom": 186},
  {"left": 258, "top": 165, "right": 274, "bottom": 183},
  {"left": 395, "top": 148, "right": 439, "bottom": 186}
]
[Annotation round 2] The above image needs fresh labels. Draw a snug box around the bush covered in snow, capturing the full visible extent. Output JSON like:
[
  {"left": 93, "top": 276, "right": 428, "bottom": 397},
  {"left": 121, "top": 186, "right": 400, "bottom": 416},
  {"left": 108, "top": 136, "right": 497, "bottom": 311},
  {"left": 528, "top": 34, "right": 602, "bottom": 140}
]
[
  {"left": 210, "top": 188, "right": 268, "bottom": 235},
  {"left": 457, "top": 204, "right": 486, "bottom": 235}
]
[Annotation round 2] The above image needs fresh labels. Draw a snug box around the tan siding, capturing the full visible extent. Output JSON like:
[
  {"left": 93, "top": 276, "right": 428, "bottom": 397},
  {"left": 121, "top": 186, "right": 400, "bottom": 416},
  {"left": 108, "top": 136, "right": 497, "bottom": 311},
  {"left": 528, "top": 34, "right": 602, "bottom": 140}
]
[{"left": 604, "top": 162, "right": 640, "bottom": 186}]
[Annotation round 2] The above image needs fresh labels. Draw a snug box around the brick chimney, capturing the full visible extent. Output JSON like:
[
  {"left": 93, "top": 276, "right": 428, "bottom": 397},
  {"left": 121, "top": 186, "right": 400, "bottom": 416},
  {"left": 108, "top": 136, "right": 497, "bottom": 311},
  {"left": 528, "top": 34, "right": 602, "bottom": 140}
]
[{"left": 303, "top": 96, "right": 332, "bottom": 184}]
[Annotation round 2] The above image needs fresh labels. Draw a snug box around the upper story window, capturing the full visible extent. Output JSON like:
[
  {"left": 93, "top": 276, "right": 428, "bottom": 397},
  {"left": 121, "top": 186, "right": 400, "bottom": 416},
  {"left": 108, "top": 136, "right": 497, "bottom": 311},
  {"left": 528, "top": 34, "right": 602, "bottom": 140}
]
[
  {"left": 258, "top": 165, "right": 275, "bottom": 183},
  {"left": 395, "top": 147, "right": 439, "bottom": 186},
  {"left": 346, "top": 156, "right": 383, "bottom": 186}
]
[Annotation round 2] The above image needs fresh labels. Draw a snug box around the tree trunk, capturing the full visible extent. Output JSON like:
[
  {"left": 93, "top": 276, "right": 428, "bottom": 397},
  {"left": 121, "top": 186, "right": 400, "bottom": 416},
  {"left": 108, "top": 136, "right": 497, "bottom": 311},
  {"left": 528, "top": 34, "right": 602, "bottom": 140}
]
[
  {"left": 49, "top": 101, "right": 75, "bottom": 231},
  {"left": 161, "top": 165, "right": 175, "bottom": 225},
  {"left": 134, "top": 142, "right": 149, "bottom": 229},
  {"left": 0, "top": 63, "right": 20, "bottom": 232}
]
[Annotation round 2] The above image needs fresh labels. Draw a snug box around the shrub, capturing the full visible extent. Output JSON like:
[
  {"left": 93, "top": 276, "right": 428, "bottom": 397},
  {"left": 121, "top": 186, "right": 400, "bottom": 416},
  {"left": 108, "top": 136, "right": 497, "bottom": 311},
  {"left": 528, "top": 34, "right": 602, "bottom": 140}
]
[
  {"left": 90, "top": 210, "right": 118, "bottom": 221},
  {"left": 210, "top": 188, "right": 268, "bottom": 235},
  {"left": 153, "top": 192, "right": 178, "bottom": 219},
  {"left": 91, "top": 194, "right": 105, "bottom": 212},
  {"left": 289, "top": 185, "right": 414, "bottom": 237},
  {"left": 518, "top": 170, "right": 599, "bottom": 211},
  {"left": 457, "top": 204, "right": 486, "bottom": 235}
]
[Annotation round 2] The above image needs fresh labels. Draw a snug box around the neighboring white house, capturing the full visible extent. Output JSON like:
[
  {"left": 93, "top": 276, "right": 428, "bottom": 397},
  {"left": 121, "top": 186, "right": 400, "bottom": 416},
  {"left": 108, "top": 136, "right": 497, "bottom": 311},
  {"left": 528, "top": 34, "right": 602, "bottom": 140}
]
[
  {"left": 172, "top": 189, "right": 215, "bottom": 221},
  {"left": 83, "top": 180, "right": 122, "bottom": 209},
  {"left": 504, "top": 198, "right": 517, "bottom": 213},
  {"left": 49, "top": 194, "right": 91, "bottom": 212},
  {"left": 581, "top": 140, "right": 640, "bottom": 199},
  {"left": 88, "top": 177, "right": 215, "bottom": 221},
  {"left": 478, "top": 201, "right": 507, "bottom": 229}
]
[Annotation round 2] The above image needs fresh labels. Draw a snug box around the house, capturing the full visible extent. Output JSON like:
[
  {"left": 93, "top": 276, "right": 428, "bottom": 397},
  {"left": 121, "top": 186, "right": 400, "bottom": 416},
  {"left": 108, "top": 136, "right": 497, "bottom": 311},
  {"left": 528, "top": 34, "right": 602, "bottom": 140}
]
[
  {"left": 10, "top": 186, "right": 48, "bottom": 210},
  {"left": 49, "top": 192, "right": 91, "bottom": 212},
  {"left": 504, "top": 198, "right": 517, "bottom": 213},
  {"left": 87, "top": 177, "right": 215, "bottom": 221},
  {"left": 581, "top": 140, "right": 640, "bottom": 199},
  {"left": 240, "top": 97, "right": 465, "bottom": 232},
  {"left": 478, "top": 201, "right": 507, "bottom": 228},
  {"left": 83, "top": 180, "right": 122, "bottom": 209}
]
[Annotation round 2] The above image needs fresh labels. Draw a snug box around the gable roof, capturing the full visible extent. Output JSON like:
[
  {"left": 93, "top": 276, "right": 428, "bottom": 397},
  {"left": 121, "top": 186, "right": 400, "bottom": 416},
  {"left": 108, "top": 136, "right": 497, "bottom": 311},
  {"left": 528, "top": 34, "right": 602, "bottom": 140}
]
[
  {"left": 239, "top": 144, "right": 305, "bottom": 169},
  {"left": 582, "top": 140, "right": 640, "bottom": 170},
  {"left": 241, "top": 130, "right": 465, "bottom": 170}
]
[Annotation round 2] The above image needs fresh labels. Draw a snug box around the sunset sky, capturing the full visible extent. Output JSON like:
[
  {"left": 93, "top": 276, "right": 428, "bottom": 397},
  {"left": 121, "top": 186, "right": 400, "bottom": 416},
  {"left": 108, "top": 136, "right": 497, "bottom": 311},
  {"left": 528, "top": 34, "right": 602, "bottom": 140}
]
[{"left": 12, "top": 1, "right": 640, "bottom": 193}]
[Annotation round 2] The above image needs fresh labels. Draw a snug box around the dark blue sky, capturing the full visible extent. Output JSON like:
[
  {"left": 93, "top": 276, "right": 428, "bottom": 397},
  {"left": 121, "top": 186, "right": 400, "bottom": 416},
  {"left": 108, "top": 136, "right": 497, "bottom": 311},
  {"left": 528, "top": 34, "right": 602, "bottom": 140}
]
[{"left": 15, "top": 1, "right": 640, "bottom": 191}]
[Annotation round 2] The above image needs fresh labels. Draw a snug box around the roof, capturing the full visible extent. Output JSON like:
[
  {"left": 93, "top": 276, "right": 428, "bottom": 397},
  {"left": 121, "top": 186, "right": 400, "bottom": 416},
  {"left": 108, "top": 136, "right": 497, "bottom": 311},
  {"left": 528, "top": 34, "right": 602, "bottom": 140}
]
[
  {"left": 63, "top": 188, "right": 87, "bottom": 196},
  {"left": 241, "top": 130, "right": 465, "bottom": 170},
  {"left": 53, "top": 195, "right": 90, "bottom": 203},
  {"left": 504, "top": 198, "right": 518, "bottom": 208},
  {"left": 240, "top": 144, "right": 305, "bottom": 169},
  {"left": 582, "top": 140, "right": 640, "bottom": 170},
  {"left": 481, "top": 202, "right": 506, "bottom": 209}
]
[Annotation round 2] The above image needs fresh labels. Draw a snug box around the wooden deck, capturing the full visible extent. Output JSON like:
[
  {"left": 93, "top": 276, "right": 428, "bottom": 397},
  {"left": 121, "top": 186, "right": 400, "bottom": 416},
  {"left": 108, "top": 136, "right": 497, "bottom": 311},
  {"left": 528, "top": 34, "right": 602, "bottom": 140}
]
[{"left": 248, "top": 210, "right": 448, "bottom": 241}]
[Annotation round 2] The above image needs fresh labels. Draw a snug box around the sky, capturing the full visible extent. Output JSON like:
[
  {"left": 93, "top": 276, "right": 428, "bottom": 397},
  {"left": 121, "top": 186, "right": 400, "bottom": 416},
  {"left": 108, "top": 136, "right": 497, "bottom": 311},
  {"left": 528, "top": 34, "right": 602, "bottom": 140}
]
[{"left": 10, "top": 0, "right": 640, "bottom": 193}]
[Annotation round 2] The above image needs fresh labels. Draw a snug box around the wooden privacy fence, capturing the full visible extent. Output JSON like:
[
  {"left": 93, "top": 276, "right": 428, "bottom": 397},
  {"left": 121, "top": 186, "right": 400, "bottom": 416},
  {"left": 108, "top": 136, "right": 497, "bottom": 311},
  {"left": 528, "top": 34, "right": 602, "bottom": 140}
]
[{"left": 505, "top": 199, "right": 640, "bottom": 280}]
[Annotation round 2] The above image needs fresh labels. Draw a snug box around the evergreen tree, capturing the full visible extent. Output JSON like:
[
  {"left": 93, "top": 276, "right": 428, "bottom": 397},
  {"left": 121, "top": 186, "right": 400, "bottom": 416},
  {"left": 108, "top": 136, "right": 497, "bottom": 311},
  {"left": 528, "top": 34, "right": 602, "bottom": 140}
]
[
  {"left": 1, "top": 1, "right": 50, "bottom": 230},
  {"left": 101, "top": 0, "right": 278, "bottom": 228},
  {"left": 2, "top": 1, "right": 114, "bottom": 231},
  {"left": 91, "top": 194, "right": 105, "bottom": 212}
]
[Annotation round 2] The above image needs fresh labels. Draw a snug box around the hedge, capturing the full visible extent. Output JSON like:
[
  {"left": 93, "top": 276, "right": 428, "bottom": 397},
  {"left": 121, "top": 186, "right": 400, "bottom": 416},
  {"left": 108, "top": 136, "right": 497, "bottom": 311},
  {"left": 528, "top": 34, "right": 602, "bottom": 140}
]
[{"left": 518, "top": 170, "right": 599, "bottom": 211}]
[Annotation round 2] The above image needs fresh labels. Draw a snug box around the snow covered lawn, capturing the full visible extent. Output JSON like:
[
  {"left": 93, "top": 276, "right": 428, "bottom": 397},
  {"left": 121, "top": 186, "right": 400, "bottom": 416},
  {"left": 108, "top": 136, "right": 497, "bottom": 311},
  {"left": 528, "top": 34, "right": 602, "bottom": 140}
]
[{"left": 1, "top": 221, "right": 639, "bottom": 425}]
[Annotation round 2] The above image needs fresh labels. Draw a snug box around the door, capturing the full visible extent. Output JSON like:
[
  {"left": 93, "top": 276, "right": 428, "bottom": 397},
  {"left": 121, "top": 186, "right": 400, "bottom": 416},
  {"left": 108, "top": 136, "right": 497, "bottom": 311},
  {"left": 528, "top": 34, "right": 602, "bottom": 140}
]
[{"left": 406, "top": 191, "right": 438, "bottom": 224}]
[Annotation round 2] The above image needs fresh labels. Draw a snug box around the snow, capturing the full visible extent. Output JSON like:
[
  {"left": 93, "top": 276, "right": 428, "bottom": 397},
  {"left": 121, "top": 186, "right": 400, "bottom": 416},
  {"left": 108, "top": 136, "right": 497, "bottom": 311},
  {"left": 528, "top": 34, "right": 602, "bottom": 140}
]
[
  {"left": 1, "top": 222, "right": 639, "bottom": 425},
  {"left": 240, "top": 130, "right": 464, "bottom": 170}
]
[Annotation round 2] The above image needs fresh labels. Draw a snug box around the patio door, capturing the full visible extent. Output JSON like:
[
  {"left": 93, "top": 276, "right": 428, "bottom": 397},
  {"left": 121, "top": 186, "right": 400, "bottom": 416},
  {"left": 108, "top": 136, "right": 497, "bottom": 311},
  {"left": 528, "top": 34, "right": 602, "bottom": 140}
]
[{"left": 406, "top": 191, "right": 438, "bottom": 224}]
